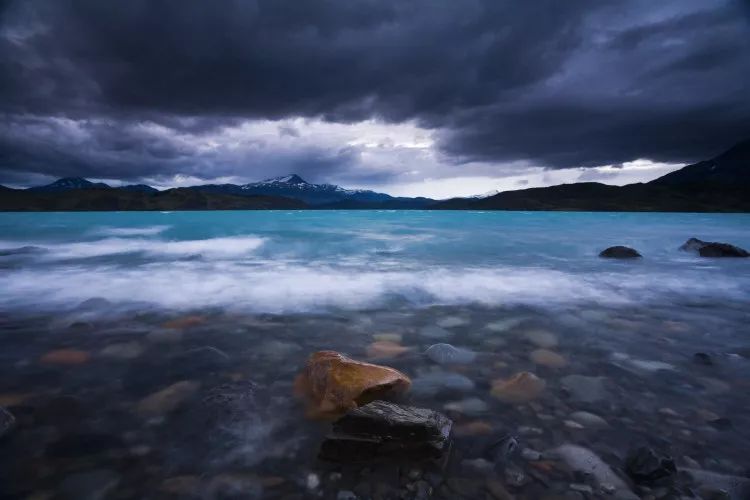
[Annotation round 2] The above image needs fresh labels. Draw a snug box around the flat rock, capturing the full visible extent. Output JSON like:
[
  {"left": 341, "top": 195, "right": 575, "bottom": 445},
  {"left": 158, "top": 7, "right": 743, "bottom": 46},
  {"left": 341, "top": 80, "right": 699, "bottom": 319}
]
[
  {"left": 679, "top": 238, "right": 749, "bottom": 257},
  {"left": 366, "top": 340, "right": 411, "bottom": 359},
  {"left": 560, "top": 374, "right": 608, "bottom": 403},
  {"left": 99, "top": 341, "right": 144, "bottom": 359},
  {"left": 136, "top": 380, "right": 200, "bottom": 417},
  {"left": 529, "top": 348, "right": 567, "bottom": 368},
  {"left": 681, "top": 468, "right": 750, "bottom": 500},
  {"left": 491, "top": 372, "right": 546, "bottom": 403},
  {"left": 522, "top": 329, "right": 558, "bottom": 348},
  {"left": 599, "top": 246, "right": 642, "bottom": 259},
  {"left": 425, "top": 343, "right": 476, "bottom": 365},
  {"left": 411, "top": 372, "right": 475, "bottom": 397},
  {"left": 0, "top": 406, "right": 15, "bottom": 438},
  {"left": 443, "top": 397, "right": 489, "bottom": 416},
  {"left": 319, "top": 401, "right": 452, "bottom": 463},
  {"left": 568, "top": 411, "right": 608, "bottom": 428},
  {"left": 294, "top": 351, "right": 411, "bottom": 419}
]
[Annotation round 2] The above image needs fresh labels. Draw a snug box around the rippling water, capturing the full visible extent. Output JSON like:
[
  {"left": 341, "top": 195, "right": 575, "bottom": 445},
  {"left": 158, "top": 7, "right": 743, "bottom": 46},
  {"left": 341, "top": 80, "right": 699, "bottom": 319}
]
[{"left": 1, "top": 210, "right": 749, "bottom": 499}]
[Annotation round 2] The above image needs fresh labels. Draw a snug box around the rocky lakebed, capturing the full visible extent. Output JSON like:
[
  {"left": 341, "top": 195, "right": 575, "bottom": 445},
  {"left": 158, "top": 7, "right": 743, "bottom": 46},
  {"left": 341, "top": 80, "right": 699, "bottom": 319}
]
[{"left": 1, "top": 299, "right": 749, "bottom": 500}]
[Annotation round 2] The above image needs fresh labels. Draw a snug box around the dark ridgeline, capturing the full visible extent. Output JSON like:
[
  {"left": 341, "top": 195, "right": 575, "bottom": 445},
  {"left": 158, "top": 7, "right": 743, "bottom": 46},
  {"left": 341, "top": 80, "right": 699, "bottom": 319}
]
[{"left": 1, "top": 139, "right": 748, "bottom": 212}]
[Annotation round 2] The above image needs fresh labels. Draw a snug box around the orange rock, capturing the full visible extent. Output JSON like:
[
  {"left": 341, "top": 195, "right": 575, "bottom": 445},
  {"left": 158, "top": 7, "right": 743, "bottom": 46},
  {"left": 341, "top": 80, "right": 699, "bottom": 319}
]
[
  {"left": 490, "top": 371, "right": 546, "bottom": 404},
  {"left": 366, "top": 340, "right": 411, "bottom": 359},
  {"left": 39, "top": 349, "right": 90, "bottom": 365},
  {"left": 294, "top": 351, "right": 411, "bottom": 419},
  {"left": 529, "top": 348, "right": 568, "bottom": 368},
  {"left": 162, "top": 315, "right": 205, "bottom": 329}
]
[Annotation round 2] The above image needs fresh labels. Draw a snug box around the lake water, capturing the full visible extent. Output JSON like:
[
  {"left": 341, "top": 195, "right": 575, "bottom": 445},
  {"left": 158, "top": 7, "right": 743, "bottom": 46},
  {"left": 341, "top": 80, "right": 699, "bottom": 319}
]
[{"left": 1, "top": 210, "right": 749, "bottom": 499}]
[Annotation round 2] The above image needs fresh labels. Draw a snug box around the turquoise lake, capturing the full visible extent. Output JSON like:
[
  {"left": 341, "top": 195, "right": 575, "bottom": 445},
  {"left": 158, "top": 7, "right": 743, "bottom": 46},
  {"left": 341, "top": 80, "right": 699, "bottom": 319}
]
[{"left": 1, "top": 210, "right": 749, "bottom": 499}]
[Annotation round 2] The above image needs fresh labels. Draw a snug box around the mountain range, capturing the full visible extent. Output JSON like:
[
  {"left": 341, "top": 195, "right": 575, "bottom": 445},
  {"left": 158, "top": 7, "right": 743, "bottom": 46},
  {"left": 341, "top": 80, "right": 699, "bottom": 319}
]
[{"left": 1, "top": 139, "right": 748, "bottom": 211}]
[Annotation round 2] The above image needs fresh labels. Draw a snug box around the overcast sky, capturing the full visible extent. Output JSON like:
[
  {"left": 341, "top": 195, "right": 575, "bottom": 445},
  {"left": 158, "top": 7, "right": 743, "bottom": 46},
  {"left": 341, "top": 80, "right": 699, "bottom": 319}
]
[{"left": 1, "top": 0, "right": 749, "bottom": 197}]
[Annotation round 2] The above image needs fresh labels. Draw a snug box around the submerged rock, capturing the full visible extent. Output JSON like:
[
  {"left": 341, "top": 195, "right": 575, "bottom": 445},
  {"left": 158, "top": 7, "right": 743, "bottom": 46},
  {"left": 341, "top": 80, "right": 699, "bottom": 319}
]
[
  {"left": 411, "top": 372, "right": 475, "bottom": 397},
  {"left": 679, "top": 238, "right": 749, "bottom": 257},
  {"left": 522, "top": 329, "right": 558, "bottom": 348},
  {"left": 39, "top": 348, "right": 91, "bottom": 366},
  {"left": 682, "top": 468, "right": 750, "bottom": 500},
  {"left": 560, "top": 374, "right": 608, "bottom": 403},
  {"left": 366, "top": 340, "right": 411, "bottom": 359},
  {"left": 443, "top": 397, "right": 489, "bottom": 416},
  {"left": 59, "top": 469, "right": 121, "bottom": 500},
  {"left": 418, "top": 325, "right": 452, "bottom": 340},
  {"left": 568, "top": 411, "right": 609, "bottom": 428},
  {"left": 599, "top": 246, "right": 642, "bottom": 259},
  {"left": 625, "top": 446, "right": 676, "bottom": 486},
  {"left": 319, "top": 401, "right": 452, "bottom": 462},
  {"left": 0, "top": 406, "right": 15, "bottom": 438},
  {"left": 99, "top": 341, "right": 144, "bottom": 360},
  {"left": 294, "top": 351, "right": 411, "bottom": 419},
  {"left": 490, "top": 372, "right": 546, "bottom": 403},
  {"left": 551, "top": 444, "right": 635, "bottom": 497},
  {"left": 136, "top": 380, "right": 200, "bottom": 417},
  {"left": 162, "top": 315, "right": 206, "bottom": 329},
  {"left": 425, "top": 343, "right": 476, "bottom": 365},
  {"left": 529, "top": 348, "right": 567, "bottom": 368}
]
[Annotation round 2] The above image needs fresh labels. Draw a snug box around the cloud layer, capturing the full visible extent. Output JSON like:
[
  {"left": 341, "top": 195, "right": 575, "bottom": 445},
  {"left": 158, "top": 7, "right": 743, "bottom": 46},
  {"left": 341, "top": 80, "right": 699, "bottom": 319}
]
[{"left": 0, "top": 0, "right": 748, "bottom": 190}]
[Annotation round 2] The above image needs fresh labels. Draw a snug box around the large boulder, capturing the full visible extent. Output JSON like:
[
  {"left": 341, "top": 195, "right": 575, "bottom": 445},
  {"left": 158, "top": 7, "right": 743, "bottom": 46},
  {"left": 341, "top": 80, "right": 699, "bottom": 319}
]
[
  {"left": 599, "top": 246, "right": 642, "bottom": 259},
  {"left": 294, "top": 351, "right": 411, "bottom": 419},
  {"left": 679, "top": 238, "right": 749, "bottom": 257},
  {"left": 319, "top": 401, "right": 452, "bottom": 462}
]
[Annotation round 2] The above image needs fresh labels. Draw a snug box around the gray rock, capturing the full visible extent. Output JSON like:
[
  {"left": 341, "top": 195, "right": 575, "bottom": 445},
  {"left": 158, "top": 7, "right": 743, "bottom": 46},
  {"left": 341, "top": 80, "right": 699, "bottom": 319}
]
[
  {"left": 59, "top": 469, "right": 120, "bottom": 500},
  {"left": 411, "top": 372, "right": 475, "bottom": 397},
  {"left": 568, "top": 411, "right": 609, "bottom": 428},
  {"left": 681, "top": 469, "right": 750, "bottom": 500},
  {"left": 0, "top": 406, "right": 15, "bottom": 438},
  {"left": 443, "top": 397, "right": 488, "bottom": 416},
  {"left": 625, "top": 447, "right": 676, "bottom": 485},
  {"left": 319, "top": 401, "right": 452, "bottom": 463},
  {"left": 551, "top": 444, "right": 636, "bottom": 498},
  {"left": 336, "top": 490, "right": 357, "bottom": 500},
  {"left": 425, "top": 343, "right": 476, "bottom": 365},
  {"left": 599, "top": 246, "right": 642, "bottom": 259},
  {"left": 679, "top": 238, "right": 749, "bottom": 257},
  {"left": 560, "top": 375, "right": 608, "bottom": 403}
]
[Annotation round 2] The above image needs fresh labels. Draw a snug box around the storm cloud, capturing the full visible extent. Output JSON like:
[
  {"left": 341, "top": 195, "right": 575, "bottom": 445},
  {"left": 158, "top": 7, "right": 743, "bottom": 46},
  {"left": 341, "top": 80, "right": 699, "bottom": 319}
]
[{"left": 0, "top": 0, "right": 748, "bottom": 189}]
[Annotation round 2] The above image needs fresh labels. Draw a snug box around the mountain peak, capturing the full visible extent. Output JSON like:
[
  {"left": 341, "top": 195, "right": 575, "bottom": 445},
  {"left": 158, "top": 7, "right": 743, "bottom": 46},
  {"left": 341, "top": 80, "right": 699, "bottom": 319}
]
[
  {"left": 29, "top": 177, "right": 111, "bottom": 192},
  {"left": 266, "top": 174, "right": 308, "bottom": 184}
]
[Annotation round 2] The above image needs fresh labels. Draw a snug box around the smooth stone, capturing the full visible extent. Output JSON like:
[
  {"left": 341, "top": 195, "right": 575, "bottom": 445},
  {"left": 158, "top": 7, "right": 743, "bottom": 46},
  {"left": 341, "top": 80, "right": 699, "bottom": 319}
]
[
  {"left": 491, "top": 372, "right": 546, "bottom": 403},
  {"left": 560, "top": 375, "right": 608, "bottom": 403},
  {"left": 372, "top": 333, "right": 402, "bottom": 343},
  {"left": 0, "top": 406, "right": 16, "bottom": 438},
  {"left": 256, "top": 340, "right": 301, "bottom": 359},
  {"left": 437, "top": 316, "right": 469, "bottom": 328},
  {"left": 628, "top": 359, "right": 675, "bottom": 372},
  {"left": 564, "top": 420, "right": 584, "bottom": 429},
  {"left": 425, "top": 343, "right": 476, "bottom": 365},
  {"left": 411, "top": 372, "right": 475, "bottom": 397},
  {"left": 162, "top": 315, "right": 206, "bottom": 329},
  {"left": 59, "top": 469, "right": 120, "bottom": 500},
  {"left": 443, "top": 397, "right": 489, "bottom": 416},
  {"left": 599, "top": 246, "right": 642, "bottom": 259},
  {"left": 336, "top": 490, "right": 357, "bottom": 500},
  {"left": 521, "top": 448, "right": 542, "bottom": 461},
  {"left": 625, "top": 447, "right": 676, "bottom": 486},
  {"left": 294, "top": 351, "right": 411, "bottom": 419},
  {"left": 485, "top": 317, "right": 524, "bottom": 332},
  {"left": 454, "top": 421, "right": 494, "bottom": 436},
  {"left": 693, "top": 352, "right": 713, "bottom": 365},
  {"left": 568, "top": 411, "right": 609, "bottom": 428},
  {"left": 366, "top": 340, "right": 411, "bottom": 359},
  {"left": 679, "top": 238, "right": 749, "bottom": 258},
  {"left": 461, "top": 457, "right": 494, "bottom": 474},
  {"left": 522, "top": 329, "right": 558, "bottom": 348},
  {"left": 99, "top": 341, "right": 144, "bottom": 360},
  {"left": 681, "top": 468, "right": 750, "bottom": 500},
  {"left": 319, "top": 401, "right": 452, "bottom": 462},
  {"left": 160, "top": 476, "right": 202, "bottom": 495},
  {"left": 551, "top": 445, "right": 635, "bottom": 497},
  {"left": 486, "top": 479, "right": 515, "bottom": 500},
  {"left": 39, "top": 349, "right": 91, "bottom": 365},
  {"left": 529, "top": 348, "right": 567, "bottom": 368},
  {"left": 696, "top": 377, "right": 730, "bottom": 395},
  {"left": 418, "top": 325, "right": 452, "bottom": 340},
  {"left": 306, "top": 473, "right": 320, "bottom": 490},
  {"left": 136, "top": 380, "right": 200, "bottom": 417}
]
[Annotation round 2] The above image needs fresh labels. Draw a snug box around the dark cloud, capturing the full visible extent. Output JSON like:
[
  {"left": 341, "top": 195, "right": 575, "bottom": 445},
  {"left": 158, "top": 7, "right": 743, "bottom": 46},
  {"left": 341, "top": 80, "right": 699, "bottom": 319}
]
[{"left": 0, "top": 0, "right": 748, "bottom": 186}]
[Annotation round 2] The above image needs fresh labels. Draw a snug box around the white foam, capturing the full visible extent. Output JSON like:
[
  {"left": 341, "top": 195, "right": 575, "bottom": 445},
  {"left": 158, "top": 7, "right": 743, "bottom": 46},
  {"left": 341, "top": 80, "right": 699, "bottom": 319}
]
[
  {"left": 93, "top": 225, "right": 170, "bottom": 237},
  {"left": 34, "top": 236, "right": 266, "bottom": 260},
  {"left": 0, "top": 261, "right": 746, "bottom": 313}
]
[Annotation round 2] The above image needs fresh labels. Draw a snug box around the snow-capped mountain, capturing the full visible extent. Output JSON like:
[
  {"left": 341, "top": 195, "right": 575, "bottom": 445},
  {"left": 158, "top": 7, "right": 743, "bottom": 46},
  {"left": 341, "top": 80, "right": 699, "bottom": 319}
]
[{"left": 237, "top": 174, "right": 393, "bottom": 205}]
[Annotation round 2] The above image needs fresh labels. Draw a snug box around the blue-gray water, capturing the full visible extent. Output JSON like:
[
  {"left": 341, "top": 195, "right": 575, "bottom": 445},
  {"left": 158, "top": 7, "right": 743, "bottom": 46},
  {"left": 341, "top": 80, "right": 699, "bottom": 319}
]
[{"left": 1, "top": 211, "right": 749, "bottom": 499}]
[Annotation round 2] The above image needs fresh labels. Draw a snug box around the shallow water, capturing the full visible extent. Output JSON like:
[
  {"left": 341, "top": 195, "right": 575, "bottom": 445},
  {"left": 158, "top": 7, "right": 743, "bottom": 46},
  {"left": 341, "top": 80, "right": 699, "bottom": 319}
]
[{"left": 0, "top": 211, "right": 749, "bottom": 499}]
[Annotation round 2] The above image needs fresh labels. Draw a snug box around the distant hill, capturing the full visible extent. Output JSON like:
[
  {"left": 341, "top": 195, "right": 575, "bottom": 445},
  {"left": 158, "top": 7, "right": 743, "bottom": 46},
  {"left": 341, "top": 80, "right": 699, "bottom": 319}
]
[
  {"left": 28, "top": 177, "right": 111, "bottom": 192},
  {"left": 0, "top": 187, "right": 306, "bottom": 211},
  {"left": 190, "top": 174, "right": 428, "bottom": 206},
  {"left": 434, "top": 139, "right": 750, "bottom": 212}
]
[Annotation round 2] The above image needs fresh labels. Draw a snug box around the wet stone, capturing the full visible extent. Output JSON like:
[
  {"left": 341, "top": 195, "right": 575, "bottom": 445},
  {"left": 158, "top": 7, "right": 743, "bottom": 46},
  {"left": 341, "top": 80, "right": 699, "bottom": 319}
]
[
  {"left": 419, "top": 325, "right": 452, "bottom": 340},
  {"left": 522, "top": 329, "right": 558, "bottom": 348},
  {"left": 599, "top": 246, "right": 642, "bottom": 259},
  {"left": 411, "top": 371, "right": 475, "bottom": 397},
  {"left": 693, "top": 352, "right": 713, "bottom": 366},
  {"left": 443, "top": 397, "right": 489, "bottom": 416},
  {"left": 491, "top": 371, "right": 546, "bottom": 403},
  {"left": 560, "top": 375, "right": 608, "bottom": 403},
  {"left": 99, "top": 341, "right": 144, "bottom": 360},
  {"left": 625, "top": 447, "right": 676, "bottom": 486},
  {"left": 529, "top": 348, "right": 567, "bottom": 368},
  {"left": 568, "top": 411, "right": 609, "bottom": 429},
  {"left": 136, "top": 380, "right": 200, "bottom": 417},
  {"left": 319, "top": 401, "right": 452, "bottom": 463},
  {"left": 425, "top": 343, "right": 476, "bottom": 365}
]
